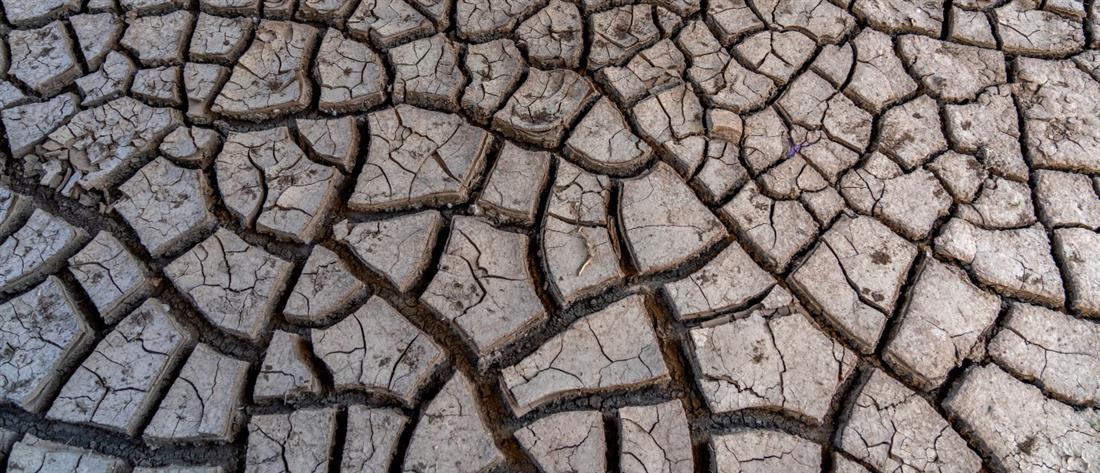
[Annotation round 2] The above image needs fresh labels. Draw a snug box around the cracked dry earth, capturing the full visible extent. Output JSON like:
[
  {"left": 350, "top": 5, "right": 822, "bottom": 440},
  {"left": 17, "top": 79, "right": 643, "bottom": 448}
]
[{"left": 3, "top": 0, "right": 1100, "bottom": 473}]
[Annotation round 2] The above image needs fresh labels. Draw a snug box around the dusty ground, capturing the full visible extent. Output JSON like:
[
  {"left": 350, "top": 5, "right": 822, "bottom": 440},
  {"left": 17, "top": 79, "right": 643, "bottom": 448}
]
[{"left": 1, "top": 0, "right": 1099, "bottom": 471}]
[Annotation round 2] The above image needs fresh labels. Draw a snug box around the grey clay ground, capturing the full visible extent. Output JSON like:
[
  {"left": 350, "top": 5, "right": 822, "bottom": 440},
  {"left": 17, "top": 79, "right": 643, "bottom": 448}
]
[{"left": 1, "top": 0, "right": 1100, "bottom": 471}]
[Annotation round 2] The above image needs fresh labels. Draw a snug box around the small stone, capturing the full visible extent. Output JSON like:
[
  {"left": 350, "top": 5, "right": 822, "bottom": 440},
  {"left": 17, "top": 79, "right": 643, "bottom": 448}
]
[
  {"left": 165, "top": 228, "right": 293, "bottom": 340},
  {"left": 313, "top": 297, "right": 444, "bottom": 403},
  {"left": 334, "top": 211, "right": 443, "bottom": 292},
  {"left": 423, "top": 217, "right": 546, "bottom": 355},
  {"left": 284, "top": 246, "right": 366, "bottom": 323},
  {"left": 145, "top": 344, "right": 249, "bottom": 442},
  {"left": 121, "top": 11, "right": 194, "bottom": 66},
  {"left": 516, "top": 411, "right": 606, "bottom": 473},
  {"left": 68, "top": 231, "right": 148, "bottom": 324},
  {"left": 502, "top": 295, "right": 668, "bottom": 414},
  {"left": 664, "top": 242, "right": 775, "bottom": 321},
  {"left": 253, "top": 331, "right": 322, "bottom": 401},
  {"left": 883, "top": 258, "right": 1001, "bottom": 389},
  {"left": 115, "top": 157, "right": 217, "bottom": 258},
  {"left": 402, "top": 373, "right": 504, "bottom": 473}
]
